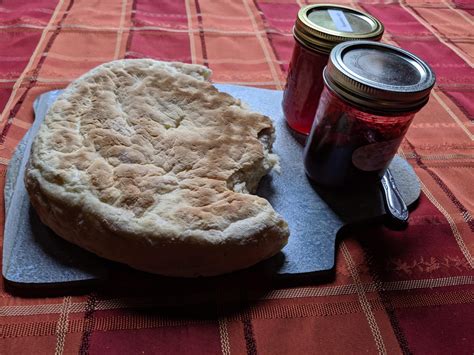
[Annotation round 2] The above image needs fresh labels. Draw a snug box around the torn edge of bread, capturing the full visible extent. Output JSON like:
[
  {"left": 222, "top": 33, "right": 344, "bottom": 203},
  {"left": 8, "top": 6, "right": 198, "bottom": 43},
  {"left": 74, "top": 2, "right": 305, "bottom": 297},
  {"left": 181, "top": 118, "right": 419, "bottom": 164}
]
[{"left": 228, "top": 126, "right": 280, "bottom": 194}]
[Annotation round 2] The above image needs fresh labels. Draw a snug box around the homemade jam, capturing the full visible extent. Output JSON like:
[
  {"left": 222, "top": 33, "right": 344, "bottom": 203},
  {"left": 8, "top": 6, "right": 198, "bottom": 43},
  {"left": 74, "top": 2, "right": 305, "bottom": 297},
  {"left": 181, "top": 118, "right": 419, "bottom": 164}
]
[
  {"left": 303, "top": 41, "right": 436, "bottom": 187},
  {"left": 283, "top": 5, "right": 384, "bottom": 138}
]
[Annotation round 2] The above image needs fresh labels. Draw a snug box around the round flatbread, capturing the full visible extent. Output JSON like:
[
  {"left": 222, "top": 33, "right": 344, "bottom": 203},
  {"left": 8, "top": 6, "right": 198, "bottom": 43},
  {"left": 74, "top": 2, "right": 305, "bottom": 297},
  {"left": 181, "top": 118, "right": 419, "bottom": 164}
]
[{"left": 25, "top": 59, "right": 289, "bottom": 277}]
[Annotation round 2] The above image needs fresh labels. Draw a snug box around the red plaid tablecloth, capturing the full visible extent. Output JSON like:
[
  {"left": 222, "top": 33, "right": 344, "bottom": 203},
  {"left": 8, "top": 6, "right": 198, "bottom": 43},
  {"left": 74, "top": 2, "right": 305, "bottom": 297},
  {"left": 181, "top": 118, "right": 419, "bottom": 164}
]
[{"left": 1, "top": 0, "right": 473, "bottom": 354}]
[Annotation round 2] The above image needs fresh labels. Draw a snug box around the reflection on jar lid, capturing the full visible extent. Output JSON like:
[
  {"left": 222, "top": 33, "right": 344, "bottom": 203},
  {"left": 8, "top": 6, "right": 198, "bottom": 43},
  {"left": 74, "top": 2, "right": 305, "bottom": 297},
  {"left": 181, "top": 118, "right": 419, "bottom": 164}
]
[
  {"left": 294, "top": 4, "right": 384, "bottom": 54},
  {"left": 324, "top": 41, "right": 436, "bottom": 113}
]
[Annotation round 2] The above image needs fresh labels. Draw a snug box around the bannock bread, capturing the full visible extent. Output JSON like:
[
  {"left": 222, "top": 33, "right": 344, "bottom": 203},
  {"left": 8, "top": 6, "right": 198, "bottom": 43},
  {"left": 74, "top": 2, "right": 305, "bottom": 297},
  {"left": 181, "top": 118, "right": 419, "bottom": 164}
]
[{"left": 25, "top": 59, "right": 289, "bottom": 277}]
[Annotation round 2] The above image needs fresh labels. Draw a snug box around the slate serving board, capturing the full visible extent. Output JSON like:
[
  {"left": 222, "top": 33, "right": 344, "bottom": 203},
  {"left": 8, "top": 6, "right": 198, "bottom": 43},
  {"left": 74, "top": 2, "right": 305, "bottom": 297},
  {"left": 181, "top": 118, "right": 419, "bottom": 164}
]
[{"left": 2, "top": 85, "right": 420, "bottom": 289}]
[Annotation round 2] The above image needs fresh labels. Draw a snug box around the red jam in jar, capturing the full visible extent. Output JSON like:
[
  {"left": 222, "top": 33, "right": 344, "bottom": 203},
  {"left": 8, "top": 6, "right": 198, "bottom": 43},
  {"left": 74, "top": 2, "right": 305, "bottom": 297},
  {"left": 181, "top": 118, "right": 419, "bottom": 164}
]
[
  {"left": 283, "top": 5, "right": 384, "bottom": 138},
  {"left": 283, "top": 41, "right": 329, "bottom": 136},
  {"left": 304, "top": 41, "right": 436, "bottom": 187}
]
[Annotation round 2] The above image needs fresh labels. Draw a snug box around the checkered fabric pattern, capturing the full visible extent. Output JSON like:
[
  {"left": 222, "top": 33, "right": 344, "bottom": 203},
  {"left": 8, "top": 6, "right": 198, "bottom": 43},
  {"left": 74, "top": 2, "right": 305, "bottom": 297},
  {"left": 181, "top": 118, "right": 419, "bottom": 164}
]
[{"left": 0, "top": 0, "right": 473, "bottom": 354}]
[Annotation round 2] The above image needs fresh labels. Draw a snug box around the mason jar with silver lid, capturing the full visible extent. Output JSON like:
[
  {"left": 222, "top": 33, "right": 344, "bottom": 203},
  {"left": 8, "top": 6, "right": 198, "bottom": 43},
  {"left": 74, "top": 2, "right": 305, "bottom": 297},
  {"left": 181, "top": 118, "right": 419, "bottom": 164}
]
[
  {"left": 282, "top": 4, "right": 384, "bottom": 138},
  {"left": 303, "top": 41, "right": 436, "bottom": 187}
]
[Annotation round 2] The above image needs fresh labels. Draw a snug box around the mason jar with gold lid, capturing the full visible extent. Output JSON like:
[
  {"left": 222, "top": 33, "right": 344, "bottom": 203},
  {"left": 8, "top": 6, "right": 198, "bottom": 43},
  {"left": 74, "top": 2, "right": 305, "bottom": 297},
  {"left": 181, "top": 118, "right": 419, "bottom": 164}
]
[{"left": 282, "top": 4, "right": 384, "bottom": 139}]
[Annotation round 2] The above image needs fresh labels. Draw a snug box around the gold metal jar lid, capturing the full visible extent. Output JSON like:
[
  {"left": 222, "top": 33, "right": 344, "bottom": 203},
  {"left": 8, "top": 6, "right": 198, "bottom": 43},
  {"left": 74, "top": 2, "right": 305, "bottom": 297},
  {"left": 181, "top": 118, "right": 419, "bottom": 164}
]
[
  {"left": 324, "top": 41, "right": 436, "bottom": 113},
  {"left": 294, "top": 4, "right": 384, "bottom": 54}
]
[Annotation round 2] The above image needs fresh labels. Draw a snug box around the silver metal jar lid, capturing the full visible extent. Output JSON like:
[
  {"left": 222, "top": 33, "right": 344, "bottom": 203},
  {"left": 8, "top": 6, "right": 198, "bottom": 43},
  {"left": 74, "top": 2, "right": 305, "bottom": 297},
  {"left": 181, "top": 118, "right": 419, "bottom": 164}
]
[{"left": 324, "top": 41, "right": 436, "bottom": 113}]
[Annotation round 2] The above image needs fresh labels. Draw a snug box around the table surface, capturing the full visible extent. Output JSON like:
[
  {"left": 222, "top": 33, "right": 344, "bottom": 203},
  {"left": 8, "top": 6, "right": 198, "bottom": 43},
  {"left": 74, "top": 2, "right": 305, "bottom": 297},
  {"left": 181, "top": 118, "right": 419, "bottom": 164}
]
[{"left": 1, "top": 1, "right": 473, "bottom": 354}]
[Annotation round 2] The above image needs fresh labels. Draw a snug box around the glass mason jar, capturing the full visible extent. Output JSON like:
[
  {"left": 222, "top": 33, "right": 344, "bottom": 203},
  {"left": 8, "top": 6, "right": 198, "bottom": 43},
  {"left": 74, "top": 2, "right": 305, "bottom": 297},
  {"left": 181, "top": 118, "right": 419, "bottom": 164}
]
[
  {"left": 303, "top": 41, "right": 436, "bottom": 187},
  {"left": 283, "top": 4, "right": 384, "bottom": 139}
]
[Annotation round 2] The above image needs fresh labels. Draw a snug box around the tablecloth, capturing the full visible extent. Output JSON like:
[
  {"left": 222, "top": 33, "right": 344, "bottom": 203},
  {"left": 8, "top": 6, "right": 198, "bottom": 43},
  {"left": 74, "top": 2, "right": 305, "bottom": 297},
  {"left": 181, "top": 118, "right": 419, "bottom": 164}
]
[{"left": 0, "top": 0, "right": 473, "bottom": 354}]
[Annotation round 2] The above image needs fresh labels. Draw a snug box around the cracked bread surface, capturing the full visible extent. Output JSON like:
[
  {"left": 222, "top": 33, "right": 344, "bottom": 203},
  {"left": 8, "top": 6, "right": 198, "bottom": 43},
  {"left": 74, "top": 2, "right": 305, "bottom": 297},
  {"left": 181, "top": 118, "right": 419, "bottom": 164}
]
[{"left": 25, "top": 59, "right": 289, "bottom": 277}]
